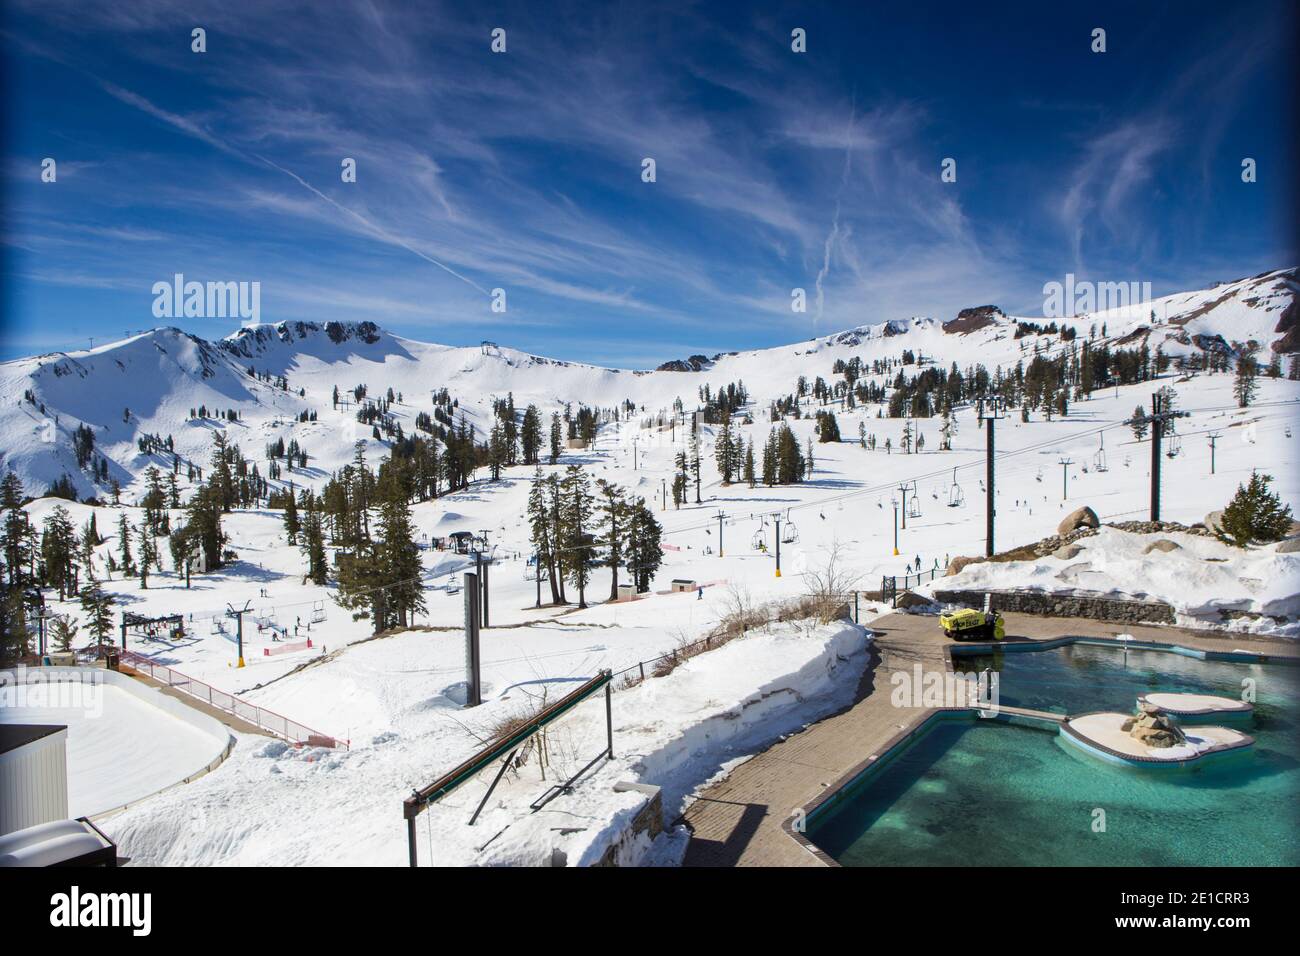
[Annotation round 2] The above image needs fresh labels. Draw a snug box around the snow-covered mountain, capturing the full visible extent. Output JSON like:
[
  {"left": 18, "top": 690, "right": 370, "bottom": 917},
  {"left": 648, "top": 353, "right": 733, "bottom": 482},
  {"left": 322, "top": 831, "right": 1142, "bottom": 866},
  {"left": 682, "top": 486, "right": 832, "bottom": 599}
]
[{"left": 1, "top": 267, "right": 1294, "bottom": 502}]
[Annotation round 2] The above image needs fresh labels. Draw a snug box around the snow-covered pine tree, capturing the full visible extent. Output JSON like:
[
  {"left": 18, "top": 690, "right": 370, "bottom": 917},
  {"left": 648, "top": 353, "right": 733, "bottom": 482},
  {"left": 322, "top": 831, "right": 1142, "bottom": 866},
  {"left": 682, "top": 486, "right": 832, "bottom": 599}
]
[{"left": 1218, "top": 472, "right": 1293, "bottom": 547}]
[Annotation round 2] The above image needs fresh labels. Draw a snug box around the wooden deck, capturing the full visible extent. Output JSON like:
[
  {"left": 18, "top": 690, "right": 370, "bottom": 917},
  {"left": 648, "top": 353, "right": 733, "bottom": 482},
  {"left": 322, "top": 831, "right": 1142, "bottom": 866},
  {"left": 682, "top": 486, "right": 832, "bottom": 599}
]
[{"left": 679, "top": 611, "right": 1296, "bottom": 867}]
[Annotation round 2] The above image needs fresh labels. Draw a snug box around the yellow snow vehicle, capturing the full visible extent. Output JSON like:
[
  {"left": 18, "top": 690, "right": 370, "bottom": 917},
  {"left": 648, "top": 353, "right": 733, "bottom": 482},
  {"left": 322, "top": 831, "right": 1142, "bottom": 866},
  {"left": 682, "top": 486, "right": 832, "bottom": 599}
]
[{"left": 939, "top": 607, "right": 1005, "bottom": 641}]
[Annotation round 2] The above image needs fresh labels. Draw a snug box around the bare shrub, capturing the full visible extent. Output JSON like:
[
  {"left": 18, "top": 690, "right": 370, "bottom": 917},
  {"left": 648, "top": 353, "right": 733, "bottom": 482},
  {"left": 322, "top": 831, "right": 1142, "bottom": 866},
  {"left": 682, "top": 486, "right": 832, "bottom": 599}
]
[{"left": 800, "top": 538, "right": 863, "bottom": 623}]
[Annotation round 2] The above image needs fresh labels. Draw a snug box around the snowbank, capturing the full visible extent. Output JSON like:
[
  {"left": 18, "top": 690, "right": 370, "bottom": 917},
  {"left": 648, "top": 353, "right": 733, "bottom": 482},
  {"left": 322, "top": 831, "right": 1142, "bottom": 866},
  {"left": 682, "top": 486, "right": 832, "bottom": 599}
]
[
  {"left": 921, "top": 527, "right": 1300, "bottom": 635},
  {"left": 102, "top": 617, "right": 869, "bottom": 866},
  {"left": 475, "top": 619, "right": 870, "bottom": 867}
]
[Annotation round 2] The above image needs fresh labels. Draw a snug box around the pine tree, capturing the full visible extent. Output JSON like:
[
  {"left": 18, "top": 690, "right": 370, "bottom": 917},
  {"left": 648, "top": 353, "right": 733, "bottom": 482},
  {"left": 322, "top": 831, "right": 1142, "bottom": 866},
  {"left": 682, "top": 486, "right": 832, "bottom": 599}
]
[
  {"left": 1234, "top": 350, "right": 1259, "bottom": 408},
  {"left": 560, "top": 466, "right": 595, "bottom": 608},
  {"left": 625, "top": 498, "right": 663, "bottom": 593},
  {"left": 546, "top": 473, "right": 568, "bottom": 603},
  {"left": 714, "top": 410, "right": 736, "bottom": 484},
  {"left": 1130, "top": 405, "right": 1149, "bottom": 440},
  {"left": 185, "top": 480, "right": 226, "bottom": 571},
  {"left": 137, "top": 522, "right": 157, "bottom": 589},
  {"left": 283, "top": 486, "right": 300, "bottom": 542},
  {"left": 50, "top": 613, "right": 79, "bottom": 653},
  {"left": 527, "top": 468, "right": 560, "bottom": 604},
  {"left": 549, "top": 412, "right": 563, "bottom": 465},
  {"left": 117, "top": 513, "right": 135, "bottom": 576},
  {"left": 1218, "top": 472, "right": 1293, "bottom": 547},
  {"left": 300, "top": 508, "right": 328, "bottom": 586},
  {"left": 690, "top": 425, "right": 702, "bottom": 503},
  {"left": 743, "top": 439, "right": 756, "bottom": 487},
  {"left": 80, "top": 520, "right": 98, "bottom": 582},
  {"left": 41, "top": 505, "right": 77, "bottom": 599},
  {"left": 79, "top": 581, "right": 115, "bottom": 646},
  {"left": 521, "top": 405, "right": 543, "bottom": 465},
  {"left": 373, "top": 462, "right": 425, "bottom": 628},
  {"left": 0, "top": 586, "right": 30, "bottom": 664},
  {"left": 596, "top": 479, "right": 627, "bottom": 600},
  {"left": 939, "top": 406, "right": 957, "bottom": 450}
]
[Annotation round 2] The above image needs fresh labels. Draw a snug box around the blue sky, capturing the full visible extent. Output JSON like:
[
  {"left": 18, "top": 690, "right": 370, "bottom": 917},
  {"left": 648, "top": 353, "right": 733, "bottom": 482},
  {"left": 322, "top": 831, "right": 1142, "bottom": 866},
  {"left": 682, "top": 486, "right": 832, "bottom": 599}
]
[{"left": 2, "top": 0, "right": 1295, "bottom": 367}]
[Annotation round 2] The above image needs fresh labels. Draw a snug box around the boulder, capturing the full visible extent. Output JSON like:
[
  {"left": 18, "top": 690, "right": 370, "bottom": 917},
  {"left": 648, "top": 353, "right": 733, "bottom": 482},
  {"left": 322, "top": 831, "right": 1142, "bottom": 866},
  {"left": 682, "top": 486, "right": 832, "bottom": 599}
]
[
  {"left": 1052, "top": 544, "right": 1084, "bottom": 560},
  {"left": 1121, "top": 709, "right": 1186, "bottom": 749},
  {"left": 895, "top": 591, "right": 937, "bottom": 610},
  {"left": 1142, "top": 539, "right": 1181, "bottom": 554},
  {"left": 1057, "top": 506, "right": 1100, "bottom": 536},
  {"left": 1204, "top": 510, "right": 1224, "bottom": 534},
  {"left": 1277, "top": 537, "right": 1300, "bottom": 554},
  {"left": 945, "top": 555, "right": 983, "bottom": 577}
]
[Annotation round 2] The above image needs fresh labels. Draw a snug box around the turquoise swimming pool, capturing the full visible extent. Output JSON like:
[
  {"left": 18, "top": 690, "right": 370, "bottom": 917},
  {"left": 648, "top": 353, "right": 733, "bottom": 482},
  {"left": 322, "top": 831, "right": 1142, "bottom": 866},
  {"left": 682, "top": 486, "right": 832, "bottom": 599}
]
[{"left": 805, "top": 642, "right": 1300, "bottom": 867}]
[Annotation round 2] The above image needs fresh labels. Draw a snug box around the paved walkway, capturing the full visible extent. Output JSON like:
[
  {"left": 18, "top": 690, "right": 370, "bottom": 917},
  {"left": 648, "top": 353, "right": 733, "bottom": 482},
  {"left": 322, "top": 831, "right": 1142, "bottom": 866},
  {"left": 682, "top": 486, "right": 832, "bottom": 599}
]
[
  {"left": 680, "top": 612, "right": 1297, "bottom": 867},
  {"left": 119, "top": 666, "right": 271, "bottom": 738}
]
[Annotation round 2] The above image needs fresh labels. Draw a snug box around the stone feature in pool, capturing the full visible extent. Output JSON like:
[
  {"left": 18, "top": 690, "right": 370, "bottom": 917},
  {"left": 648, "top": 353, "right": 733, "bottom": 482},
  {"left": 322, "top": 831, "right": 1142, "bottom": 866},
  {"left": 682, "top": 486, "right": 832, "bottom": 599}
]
[{"left": 804, "top": 642, "right": 1299, "bottom": 867}]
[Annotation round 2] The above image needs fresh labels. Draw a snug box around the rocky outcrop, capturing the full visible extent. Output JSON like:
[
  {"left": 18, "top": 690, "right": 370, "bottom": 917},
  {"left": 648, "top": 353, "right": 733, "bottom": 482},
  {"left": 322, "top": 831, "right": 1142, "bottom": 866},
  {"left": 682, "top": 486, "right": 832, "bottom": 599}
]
[
  {"left": 943, "top": 305, "right": 1005, "bottom": 335},
  {"left": 945, "top": 555, "right": 983, "bottom": 576},
  {"left": 1058, "top": 506, "right": 1100, "bottom": 535},
  {"left": 932, "top": 589, "right": 1176, "bottom": 624},
  {"left": 1143, "top": 539, "right": 1181, "bottom": 554},
  {"left": 1121, "top": 704, "right": 1187, "bottom": 749},
  {"left": 1053, "top": 544, "right": 1084, "bottom": 560},
  {"left": 655, "top": 354, "right": 715, "bottom": 372},
  {"left": 1277, "top": 538, "right": 1300, "bottom": 554}
]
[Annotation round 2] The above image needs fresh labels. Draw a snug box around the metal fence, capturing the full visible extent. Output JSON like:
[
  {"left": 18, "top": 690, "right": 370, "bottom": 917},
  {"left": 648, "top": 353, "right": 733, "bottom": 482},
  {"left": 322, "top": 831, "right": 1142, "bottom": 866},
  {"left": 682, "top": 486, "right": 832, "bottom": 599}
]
[
  {"left": 881, "top": 565, "right": 948, "bottom": 608},
  {"left": 118, "top": 649, "right": 348, "bottom": 749}
]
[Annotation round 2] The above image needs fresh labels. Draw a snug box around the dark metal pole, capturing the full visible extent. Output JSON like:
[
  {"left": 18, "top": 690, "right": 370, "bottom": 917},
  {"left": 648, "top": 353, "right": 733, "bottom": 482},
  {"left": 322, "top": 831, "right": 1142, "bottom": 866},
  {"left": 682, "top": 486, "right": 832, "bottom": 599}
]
[
  {"left": 605, "top": 684, "right": 614, "bottom": 759},
  {"left": 893, "top": 503, "right": 899, "bottom": 556},
  {"left": 464, "top": 572, "right": 481, "bottom": 707},
  {"left": 534, "top": 552, "right": 541, "bottom": 608},
  {"left": 1150, "top": 391, "right": 1162, "bottom": 522},
  {"left": 481, "top": 558, "right": 489, "bottom": 628},
  {"left": 774, "top": 516, "right": 782, "bottom": 577},
  {"left": 407, "top": 816, "right": 417, "bottom": 867},
  {"left": 716, "top": 511, "right": 725, "bottom": 557},
  {"left": 986, "top": 414, "right": 996, "bottom": 557}
]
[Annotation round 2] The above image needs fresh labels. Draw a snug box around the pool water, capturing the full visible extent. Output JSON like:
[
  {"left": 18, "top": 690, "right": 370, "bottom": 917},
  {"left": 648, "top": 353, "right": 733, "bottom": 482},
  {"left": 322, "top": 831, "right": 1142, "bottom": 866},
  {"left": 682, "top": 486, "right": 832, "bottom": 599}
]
[{"left": 807, "top": 644, "right": 1300, "bottom": 867}]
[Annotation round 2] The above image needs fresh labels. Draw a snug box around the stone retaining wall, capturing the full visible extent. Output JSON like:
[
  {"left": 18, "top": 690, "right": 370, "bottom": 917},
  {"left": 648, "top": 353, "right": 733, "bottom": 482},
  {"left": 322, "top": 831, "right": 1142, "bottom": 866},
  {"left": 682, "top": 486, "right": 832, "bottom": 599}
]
[{"left": 932, "top": 589, "right": 1176, "bottom": 624}]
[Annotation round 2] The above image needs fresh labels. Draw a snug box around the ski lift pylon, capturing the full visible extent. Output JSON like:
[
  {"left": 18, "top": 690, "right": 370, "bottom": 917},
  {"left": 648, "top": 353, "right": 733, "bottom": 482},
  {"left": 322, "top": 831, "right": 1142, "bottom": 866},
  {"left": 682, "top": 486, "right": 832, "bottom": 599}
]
[{"left": 311, "top": 601, "right": 327, "bottom": 624}]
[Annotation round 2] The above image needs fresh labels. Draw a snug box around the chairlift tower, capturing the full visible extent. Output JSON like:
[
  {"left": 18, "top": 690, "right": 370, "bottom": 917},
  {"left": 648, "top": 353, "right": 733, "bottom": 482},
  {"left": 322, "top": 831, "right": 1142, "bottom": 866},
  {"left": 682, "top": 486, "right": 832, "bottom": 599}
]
[
  {"left": 1128, "top": 392, "right": 1190, "bottom": 521},
  {"left": 979, "top": 401, "right": 1004, "bottom": 557}
]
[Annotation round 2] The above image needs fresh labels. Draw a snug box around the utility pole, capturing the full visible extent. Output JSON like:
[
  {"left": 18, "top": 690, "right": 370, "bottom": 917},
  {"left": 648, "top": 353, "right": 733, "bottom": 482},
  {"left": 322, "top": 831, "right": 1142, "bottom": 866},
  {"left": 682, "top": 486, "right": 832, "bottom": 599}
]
[
  {"left": 980, "top": 401, "right": 1003, "bottom": 557},
  {"left": 1151, "top": 391, "right": 1163, "bottom": 521},
  {"left": 1207, "top": 432, "right": 1219, "bottom": 475},
  {"left": 226, "top": 601, "right": 252, "bottom": 668},
  {"left": 1059, "top": 457, "right": 1073, "bottom": 499},
  {"left": 715, "top": 509, "right": 726, "bottom": 557},
  {"left": 1129, "top": 392, "right": 1189, "bottom": 521},
  {"left": 891, "top": 496, "right": 899, "bottom": 556},
  {"left": 772, "top": 512, "right": 783, "bottom": 578},
  {"left": 463, "top": 572, "right": 481, "bottom": 707}
]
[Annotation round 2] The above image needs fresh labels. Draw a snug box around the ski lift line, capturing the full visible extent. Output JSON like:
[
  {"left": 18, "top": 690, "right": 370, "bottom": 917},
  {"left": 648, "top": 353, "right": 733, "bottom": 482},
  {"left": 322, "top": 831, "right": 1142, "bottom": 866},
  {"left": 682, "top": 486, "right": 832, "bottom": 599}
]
[{"left": 172, "top": 397, "right": 1294, "bottom": 622}]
